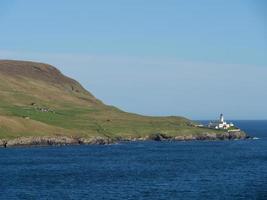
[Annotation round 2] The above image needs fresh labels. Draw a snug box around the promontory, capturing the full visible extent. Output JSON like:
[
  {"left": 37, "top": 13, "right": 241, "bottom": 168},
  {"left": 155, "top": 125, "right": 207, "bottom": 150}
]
[{"left": 0, "top": 60, "right": 247, "bottom": 147}]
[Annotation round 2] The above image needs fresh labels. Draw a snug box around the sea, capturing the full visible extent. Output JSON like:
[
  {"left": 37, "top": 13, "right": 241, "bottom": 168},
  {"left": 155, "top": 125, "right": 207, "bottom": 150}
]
[{"left": 0, "top": 120, "right": 266, "bottom": 200}]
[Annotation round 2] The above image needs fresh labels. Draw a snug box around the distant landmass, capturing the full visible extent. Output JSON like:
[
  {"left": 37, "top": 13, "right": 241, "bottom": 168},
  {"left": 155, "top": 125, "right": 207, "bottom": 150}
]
[{"left": 0, "top": 60, "right": 247, "bottom": 147}]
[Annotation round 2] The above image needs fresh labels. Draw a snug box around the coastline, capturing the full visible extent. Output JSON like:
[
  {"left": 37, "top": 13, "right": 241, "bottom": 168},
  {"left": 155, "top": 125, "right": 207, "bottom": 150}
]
[{"left": 0, "top": 131, "right": 249, "bottom": 148}]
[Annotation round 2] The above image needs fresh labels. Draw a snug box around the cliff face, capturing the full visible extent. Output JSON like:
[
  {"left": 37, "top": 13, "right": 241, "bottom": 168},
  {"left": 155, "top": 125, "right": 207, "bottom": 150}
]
[{"left": 0, "top": 60, "right": 248, "bottom": 146}]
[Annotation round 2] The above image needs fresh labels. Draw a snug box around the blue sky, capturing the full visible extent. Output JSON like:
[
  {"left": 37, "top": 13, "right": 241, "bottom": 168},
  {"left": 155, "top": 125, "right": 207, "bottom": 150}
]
[{"left": 0, "top": 0, "right": 266, "bottom": 119}]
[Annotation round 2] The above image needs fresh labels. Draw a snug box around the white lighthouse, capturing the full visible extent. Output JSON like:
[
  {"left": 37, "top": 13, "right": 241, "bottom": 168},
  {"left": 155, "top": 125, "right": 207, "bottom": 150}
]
[{"left": 208, "top": 114, "right": 234, "bottom": 130}]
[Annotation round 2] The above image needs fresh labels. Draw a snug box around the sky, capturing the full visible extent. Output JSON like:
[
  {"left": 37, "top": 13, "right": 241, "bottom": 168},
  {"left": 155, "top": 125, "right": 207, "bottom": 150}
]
[{"left": 0, "top": 0, "right": 266, "bottom": 119}]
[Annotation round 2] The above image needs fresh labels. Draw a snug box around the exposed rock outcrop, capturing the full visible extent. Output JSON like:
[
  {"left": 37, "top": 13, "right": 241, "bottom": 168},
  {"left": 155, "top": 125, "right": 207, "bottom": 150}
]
[
  {"left": 148, "top": 133, "right": 172, "bottom": 141},
  {"left": 173, "top": 131, "right": 247, "bottom": 141},
  {"left": 0, "top": 136, "right": 115, "bottom": 147},
  {"left": 0, "top": 131, "right": 248, "bottom": 148},
  {"left": 78, "top": 137, "right": 114, "bottom": 145},
  {"left": 5, "top": 136, "right": 79, "bottom": 147}
]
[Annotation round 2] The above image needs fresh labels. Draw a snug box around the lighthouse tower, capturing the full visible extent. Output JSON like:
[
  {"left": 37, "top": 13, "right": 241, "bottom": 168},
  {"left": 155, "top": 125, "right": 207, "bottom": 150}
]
[{"left": 219, "top": 114, "right": 224, "bottom": 123}]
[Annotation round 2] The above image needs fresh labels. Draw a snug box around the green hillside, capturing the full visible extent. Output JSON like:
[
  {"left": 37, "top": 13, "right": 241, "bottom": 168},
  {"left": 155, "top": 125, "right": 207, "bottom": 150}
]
[{"left": 0, "top": 60, "right": 229, "bottom": 141}]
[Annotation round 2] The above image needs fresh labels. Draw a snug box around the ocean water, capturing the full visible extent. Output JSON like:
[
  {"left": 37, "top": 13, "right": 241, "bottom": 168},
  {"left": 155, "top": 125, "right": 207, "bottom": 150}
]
[{"left": 0, "top": 121, "right": 267, "bottom": 200}]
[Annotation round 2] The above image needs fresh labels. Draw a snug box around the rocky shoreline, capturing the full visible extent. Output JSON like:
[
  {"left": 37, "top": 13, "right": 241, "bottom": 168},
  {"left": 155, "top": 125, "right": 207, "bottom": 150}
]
[
  {"left": 0, "top": 131, "right": 250, "bottom": 148},
  {"left": 0, "top": 136, "right": 115, "bottom": 148}
]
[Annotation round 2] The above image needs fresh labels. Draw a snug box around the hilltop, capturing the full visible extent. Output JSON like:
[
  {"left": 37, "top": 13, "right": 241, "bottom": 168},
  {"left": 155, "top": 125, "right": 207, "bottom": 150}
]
[{"left": 0, "top": 60, "right": 247, "bottom": 146}]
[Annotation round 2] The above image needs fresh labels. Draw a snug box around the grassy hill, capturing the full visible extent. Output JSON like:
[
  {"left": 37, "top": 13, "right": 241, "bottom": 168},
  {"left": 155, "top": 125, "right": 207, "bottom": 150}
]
[{"left": 0, "top": 60, "right": 237, "bottom": 142}]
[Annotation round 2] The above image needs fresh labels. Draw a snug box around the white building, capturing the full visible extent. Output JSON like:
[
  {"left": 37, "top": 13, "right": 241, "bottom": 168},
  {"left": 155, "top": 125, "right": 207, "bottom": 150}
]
[{"left": 208, "top": 114, "right": 234, "bottom": 130}]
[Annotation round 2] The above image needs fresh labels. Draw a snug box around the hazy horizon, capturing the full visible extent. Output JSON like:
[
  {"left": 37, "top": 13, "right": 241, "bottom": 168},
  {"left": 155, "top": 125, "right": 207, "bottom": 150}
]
[{"left": 0, "top": 0, "right": 266, "bottom": 120}]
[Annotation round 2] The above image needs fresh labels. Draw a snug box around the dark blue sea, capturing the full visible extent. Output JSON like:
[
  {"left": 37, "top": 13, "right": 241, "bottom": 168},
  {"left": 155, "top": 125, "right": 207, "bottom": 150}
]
[{"left": 0, "top": 120, "right": 267, "bottom": 200}]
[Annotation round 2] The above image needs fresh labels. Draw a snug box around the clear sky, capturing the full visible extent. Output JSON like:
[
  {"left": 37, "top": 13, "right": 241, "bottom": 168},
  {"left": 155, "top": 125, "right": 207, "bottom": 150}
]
[{"left": 0, "top": 0, "right": 266, "bottom": 119}]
